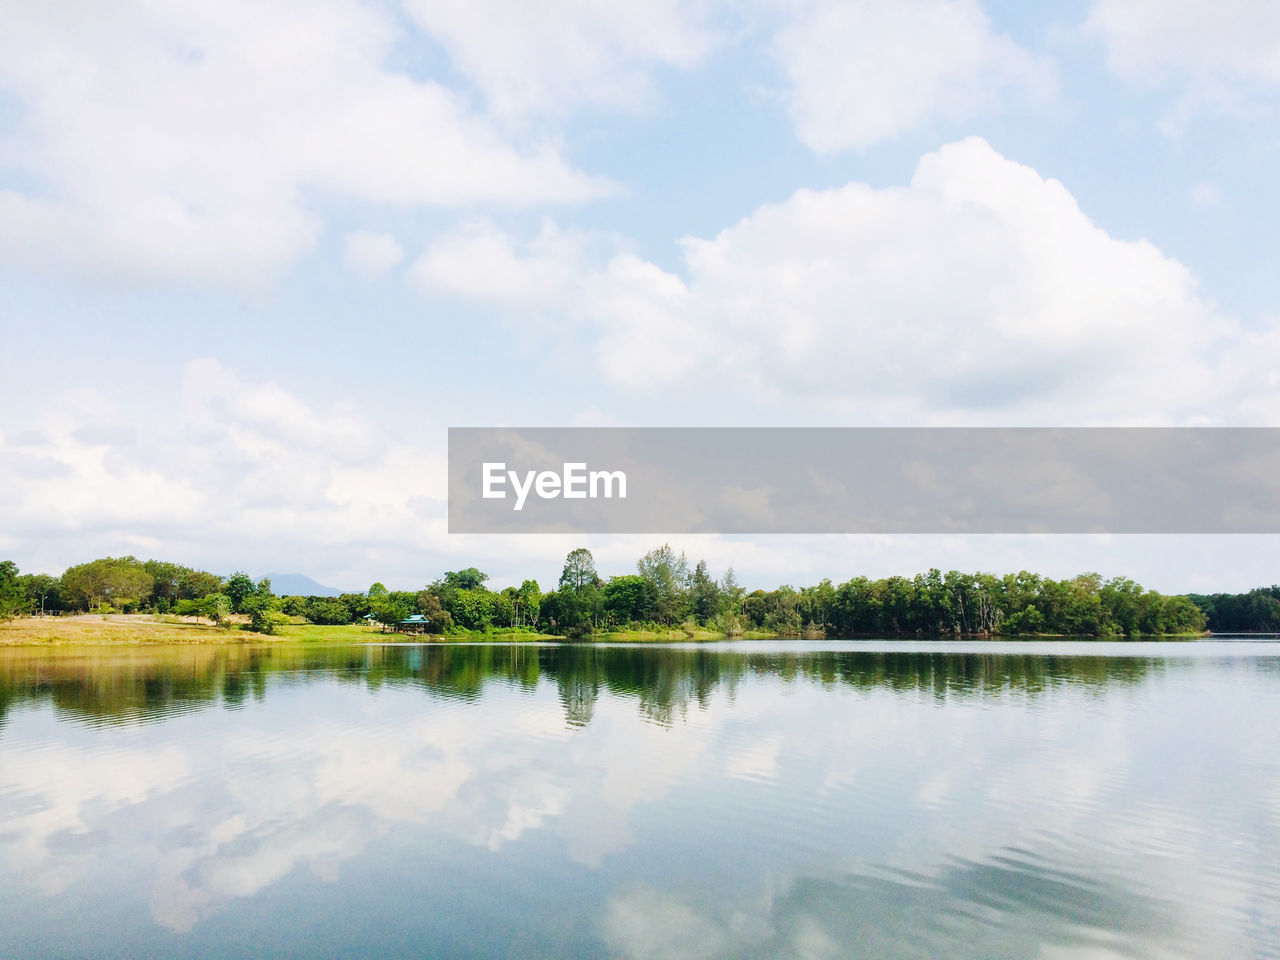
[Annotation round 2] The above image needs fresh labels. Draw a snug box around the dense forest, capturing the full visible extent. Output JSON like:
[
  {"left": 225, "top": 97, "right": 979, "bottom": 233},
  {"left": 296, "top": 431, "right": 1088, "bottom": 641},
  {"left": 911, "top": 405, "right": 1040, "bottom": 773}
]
[
  {"left": 3, "top": 548, "right": 1271, "bottom": 638},
  {"left": 1185, "top": 586, "right": 1280, "bottom": 633}
]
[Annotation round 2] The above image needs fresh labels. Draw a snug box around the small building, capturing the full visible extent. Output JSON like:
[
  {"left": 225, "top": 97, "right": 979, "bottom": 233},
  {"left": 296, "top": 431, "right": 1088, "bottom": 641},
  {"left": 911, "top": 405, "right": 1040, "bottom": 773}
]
[{"left": 396, "top": 614, "right": 432, "bottom": 635}]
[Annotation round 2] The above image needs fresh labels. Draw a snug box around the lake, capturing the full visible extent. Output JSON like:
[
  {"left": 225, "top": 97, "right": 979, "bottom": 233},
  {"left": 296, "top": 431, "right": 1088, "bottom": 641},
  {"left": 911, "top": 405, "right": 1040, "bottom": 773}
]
[{"left": 1, "top": 640, "right": 1277, "bottom": 959}]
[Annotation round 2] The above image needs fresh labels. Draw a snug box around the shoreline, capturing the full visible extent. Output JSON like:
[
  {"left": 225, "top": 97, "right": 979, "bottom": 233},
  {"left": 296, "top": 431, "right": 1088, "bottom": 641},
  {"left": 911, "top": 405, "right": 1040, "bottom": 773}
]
[{"left": 0, "top": 615, "right": 1211, "bottom": 646}]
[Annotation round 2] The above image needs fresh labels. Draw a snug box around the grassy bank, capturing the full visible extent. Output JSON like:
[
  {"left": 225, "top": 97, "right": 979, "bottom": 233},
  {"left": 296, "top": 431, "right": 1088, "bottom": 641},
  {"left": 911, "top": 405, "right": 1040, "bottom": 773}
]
[
  {"left": 0, "top": 614, "right": 248, "bottom": 645},
  {"left": 595, "top": 627, "right": 777, "bottom": 642},
  {"left": 0, "top": 615, "right": 1206, "bottom": 646},
  {"left": 0, "top": 615, "right": 568, "bottom": 645},
  {"left": 0, "top": 615, "right": 405, "bottom": 645}
]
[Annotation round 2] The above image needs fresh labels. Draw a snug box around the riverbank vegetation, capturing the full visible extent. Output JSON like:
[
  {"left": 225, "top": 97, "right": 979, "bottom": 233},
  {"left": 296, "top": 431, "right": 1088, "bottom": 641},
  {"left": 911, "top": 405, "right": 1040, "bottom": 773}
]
[
  {"left": 1185, "top": 587, "right": 1280, "bottom": 633},
  {"left": 4, "top": 549, "right": 1269, "bottom": 642}
]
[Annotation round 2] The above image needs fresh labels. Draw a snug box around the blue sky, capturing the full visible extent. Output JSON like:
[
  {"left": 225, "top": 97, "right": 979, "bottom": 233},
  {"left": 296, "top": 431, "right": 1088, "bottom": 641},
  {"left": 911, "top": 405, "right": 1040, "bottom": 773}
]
[{"left": 1, "top": 0, "right": 1278, "bottom": 593}]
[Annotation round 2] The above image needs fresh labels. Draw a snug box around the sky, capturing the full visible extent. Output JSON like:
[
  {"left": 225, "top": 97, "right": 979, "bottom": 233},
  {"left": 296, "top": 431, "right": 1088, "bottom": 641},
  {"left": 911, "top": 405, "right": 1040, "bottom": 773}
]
[{"left": 1, "top": 0, "right": 1278, "bottom": 593}]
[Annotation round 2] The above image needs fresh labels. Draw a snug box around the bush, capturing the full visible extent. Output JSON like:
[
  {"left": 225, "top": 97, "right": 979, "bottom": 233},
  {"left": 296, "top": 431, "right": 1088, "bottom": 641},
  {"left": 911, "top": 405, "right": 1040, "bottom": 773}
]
[
  {"left": 304, "top": 598, "right": 353, "bottom": 625},
  {"left": 715, "top": 612, "right": 744, "bottom": 637},
  {"left": 247, "top": 605, "right": 282, "bottom": 635},
  {"left": 564, "top": 621, "right": 594, "bottom": 641}
]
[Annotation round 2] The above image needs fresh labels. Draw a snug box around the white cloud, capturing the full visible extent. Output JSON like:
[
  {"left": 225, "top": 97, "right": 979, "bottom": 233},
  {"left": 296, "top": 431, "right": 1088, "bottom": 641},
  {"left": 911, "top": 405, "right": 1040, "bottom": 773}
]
[
  {"left": 343, "top": 231, "right": 405, "bottom": 279},
  {"left": 417, "top": 137, "right": 1275, "bottom": 425},
  {"left": 0, "top": 743, "right": 191, "bottom": 895},
  {"left": 1086, "top": 0, "right": 1280, "bottom": 129},
  {"left": 774, "top": 0, "right": 1054, "bottom": 152},
  {"left": 0, "top": 0, "right": 609, "bottom": 286},
  {"left": 6, "top": 648, "right": 1268, "bottom": 951},
  {"left": 409, "top": 222, "right": 711, "bottom": 383},
  {"left": 408, "top": 219, "right": 597, "bottom": 305},
  {"left": 724, "top": 734, "right": 781, "bottom": 782},
  {"left": 661, "top": 137, "right": 1225, "bottom": 420},
  {"left": 0, "top": 0, "right": 1074, "bottom": 288},
  {"left": 0, "top": 358, "right": 447, "bottom": 579},
  {"left": 182, "top": 358, "right": 375, "bottom": 460},
  {"left": 0, "top": 359, "right": 691, "bottom": 588},
  {"left": 1087, "top": 0, "right": 1280, "bottom": 88},
  {"left": 603, "top": 889, "right": 730, "bottom": 960},
  {"left": 401, "top": 0, "right": 727, "bottom": 123}
]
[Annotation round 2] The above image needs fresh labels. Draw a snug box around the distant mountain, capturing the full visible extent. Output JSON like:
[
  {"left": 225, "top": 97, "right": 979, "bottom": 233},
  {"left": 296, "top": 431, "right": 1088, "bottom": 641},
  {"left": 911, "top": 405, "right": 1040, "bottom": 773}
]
[{"left": 259, "top": 573, "right": 345, "bottom": 597}]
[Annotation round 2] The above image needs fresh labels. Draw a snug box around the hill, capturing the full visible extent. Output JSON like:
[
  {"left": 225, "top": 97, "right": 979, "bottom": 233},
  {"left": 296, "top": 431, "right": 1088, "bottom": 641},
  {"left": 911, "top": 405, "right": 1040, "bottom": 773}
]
[{"left": 260, "top": 573, "right": 344, "bottom": 597}]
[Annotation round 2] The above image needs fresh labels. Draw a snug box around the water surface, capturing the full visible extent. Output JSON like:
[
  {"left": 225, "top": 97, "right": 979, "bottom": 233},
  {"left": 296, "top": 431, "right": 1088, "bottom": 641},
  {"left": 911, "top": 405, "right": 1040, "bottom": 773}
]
[{"left": 1, "top": 641, "right": 1277, "bottom": 959}]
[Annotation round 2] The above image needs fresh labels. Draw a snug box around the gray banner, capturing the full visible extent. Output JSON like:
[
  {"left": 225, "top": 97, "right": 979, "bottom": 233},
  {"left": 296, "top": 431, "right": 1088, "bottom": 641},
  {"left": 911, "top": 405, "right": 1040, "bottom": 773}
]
[{"left": 448, "top": 428, "right": 1280, "bottom": 533}]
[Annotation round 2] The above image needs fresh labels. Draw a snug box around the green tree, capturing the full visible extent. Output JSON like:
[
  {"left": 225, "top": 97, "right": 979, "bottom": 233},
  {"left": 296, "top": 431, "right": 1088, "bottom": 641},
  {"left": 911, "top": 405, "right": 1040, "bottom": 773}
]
[
  {"left": 223, "top": 571, "right": 256, "bottom": 613},
  {"left": 414, "top": 590, "right": 452, "bottom": 633},
  {"left": 499, "top": 580, "right": 542, "bottom": 628},
  {"left": 0, "top": 561, "right": 27, "bottom": 620},
  {"left": 198, "top": 593, "right": 231, "bottom": 625},
  {"left": 443, "top": 568, "right": 488, "bottom": 591},
  {"left": 603, "top": 575, "right": 652, "bottom": 626},
  {"left": 516, "top": 579, "right": 541, "bottom": 628},
  {"left": 370, "top": 592, "right": 412, "bottom": 630},
  {"left": 242, "top": 592, "right": 282, "bottom": 635},
  {"left": 689, "top": 560, "right": 720, "bottom": 624},
  {"left": 450, "top": 588, "right": 497, "bottom": 631},
  {"left": 144, "top": 560, "right": 185, "bottom": 609},
  {"left": 636, "top": 544, "right": 690, "bottom": 624},
  {"left": 762, "top": 586, "right": 802, "bottom": 635},
  {"left": 1001, "top": 603, "right": 1045, "bottom": 635},
  {"left": 20, "top": 573, "right": 62, "bottom": 615},
  {"left": 718, "top": 567, "right": 744, "bottom": 617},
  {"left": 799, "top": 578, "right": 835, "bottom": 632},
  {"left": 559, "top": 548, "right": 599, "bottom": 592},
  {"left": 61, "top": 557, "right": 154, "bottom": 612},
  {"left": 305, "top": 598, "right": 354, "bottom": 625},
  {"left": 555, "top": 549, "right": 603, "bottom": 635},
  {"left": 179, "top": 568, "right": 224, "bottom": 600}
]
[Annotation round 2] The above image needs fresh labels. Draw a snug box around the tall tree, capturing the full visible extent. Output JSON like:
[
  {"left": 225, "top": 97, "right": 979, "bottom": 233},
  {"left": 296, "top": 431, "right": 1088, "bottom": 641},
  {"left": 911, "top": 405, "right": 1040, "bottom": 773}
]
[
  {"left": 603, "top": 575, "right": 652, "bottom": 626},
  {"left": 61, "top": 557, "right": 154, "bottom": 612},
  {"left": 19, "top": 573, "right": 61, "bottom": 615},
  {"left": 223, "top": 571, "right": 256, "bottom": 613},
  {"left": 718, "top": 567, "right": 743, "bottom": 616},
  {"left": 690, "top": 560, "right": 720, "bottom": 623},
  {"left": 442, "top": 568, "right": 488, "bottom": 591},
  {"left": 559, "top": 548, "right": 599, "bottom": 592},
  {"left": 554, "top": 550, "right": 600, "bottom": 636},
  {"left": 0, "top": 561, "right": 26, "bottom": 620},
  {"left": 637, "top": 544, "right": 690, "bottom": 625},
  {"left": 514, "top": 579, "right": 541, "bottom": 628}
]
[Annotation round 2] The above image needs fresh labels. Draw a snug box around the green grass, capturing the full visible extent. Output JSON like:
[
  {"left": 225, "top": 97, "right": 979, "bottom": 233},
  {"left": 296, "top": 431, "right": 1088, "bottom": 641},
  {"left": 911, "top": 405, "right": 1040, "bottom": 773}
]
[
  {"left": 1, "top": 614, "right": 248, "bottom": 645},
  {"left": 274, "top": 623, "right": 563, "bottom": 643},
  {"left": 593, "top": 627, "right": 777, "bottom": 642},
  {"left": 271, "top": 622, "right": 387, "bottom": 642},
  {"left": 437, "top": 629, "right": 562, "bottom": 642},
  {"left": 277, "top": 624, "right": 767, "bottom": 644},
  {"left": 3, "top": 615, "right": 1204, "bottom": 647}
]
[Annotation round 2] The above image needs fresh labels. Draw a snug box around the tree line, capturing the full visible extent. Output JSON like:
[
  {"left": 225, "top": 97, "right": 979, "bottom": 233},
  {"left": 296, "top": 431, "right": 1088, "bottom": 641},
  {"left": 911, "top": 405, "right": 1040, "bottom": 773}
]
[
  {"left": 3, "top": 549, "right": 1271, "bottom": 637},
  {"left": 1185, "top": 586, "right": 1280, "bottom": 633}
]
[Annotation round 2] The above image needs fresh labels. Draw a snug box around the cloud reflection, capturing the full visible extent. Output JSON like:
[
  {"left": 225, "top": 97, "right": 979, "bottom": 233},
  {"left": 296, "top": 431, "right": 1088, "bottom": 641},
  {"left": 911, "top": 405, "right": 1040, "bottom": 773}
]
[{"left": 0, "top": 642, "right": 1276, "bottom": 957}]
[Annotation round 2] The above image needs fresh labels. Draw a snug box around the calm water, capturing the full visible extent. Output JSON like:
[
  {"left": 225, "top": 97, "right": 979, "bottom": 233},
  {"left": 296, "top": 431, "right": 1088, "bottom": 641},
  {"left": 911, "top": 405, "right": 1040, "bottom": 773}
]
[{"left": 1, "top": 640, "right": 1278, "bottom": 959}]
